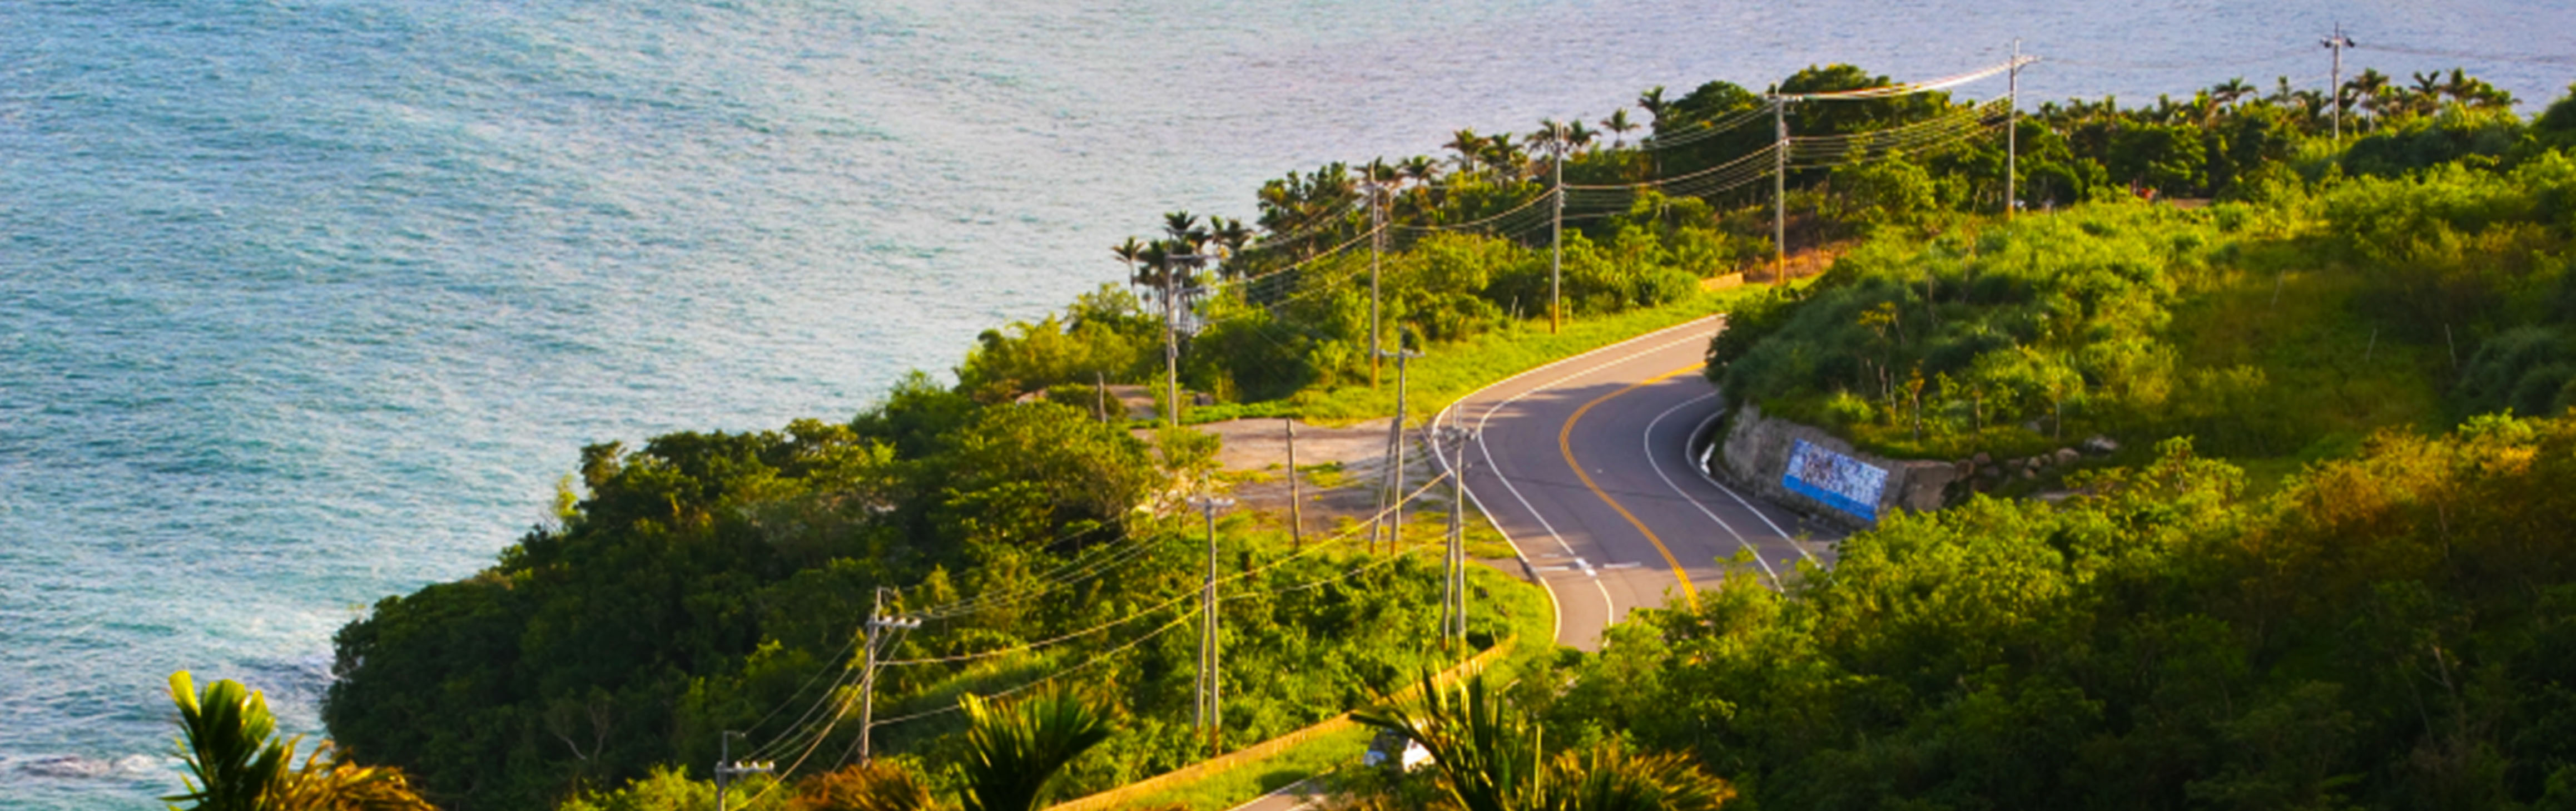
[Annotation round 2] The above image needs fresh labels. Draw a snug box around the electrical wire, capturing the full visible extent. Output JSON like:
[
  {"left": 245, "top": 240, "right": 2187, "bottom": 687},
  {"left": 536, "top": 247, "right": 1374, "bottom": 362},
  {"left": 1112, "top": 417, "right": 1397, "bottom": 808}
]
[
  {"left": 1778, "top": 57, "right": 2028, "bottom": 101},
  {"left": 881, "top": 587, "right": 1202, "bottom": 666},
  {"left": 863, "top": 607, "right": 1203, "bottom": 731},
  {"left": 2361, "top": 42, "right": 2576, "bottom": 67}
]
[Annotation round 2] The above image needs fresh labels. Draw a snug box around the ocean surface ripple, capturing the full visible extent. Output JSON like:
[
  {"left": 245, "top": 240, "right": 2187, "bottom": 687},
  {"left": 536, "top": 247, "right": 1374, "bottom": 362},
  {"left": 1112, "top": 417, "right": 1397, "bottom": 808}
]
[{"left": 4, "top": 1, "right": 2566, "bottom": 807}]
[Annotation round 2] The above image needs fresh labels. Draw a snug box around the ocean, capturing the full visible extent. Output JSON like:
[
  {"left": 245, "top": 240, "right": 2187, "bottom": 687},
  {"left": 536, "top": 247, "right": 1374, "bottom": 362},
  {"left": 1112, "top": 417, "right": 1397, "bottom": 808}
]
[{"left": 3, "top": 1, "right": 2568, "bottom": 807}]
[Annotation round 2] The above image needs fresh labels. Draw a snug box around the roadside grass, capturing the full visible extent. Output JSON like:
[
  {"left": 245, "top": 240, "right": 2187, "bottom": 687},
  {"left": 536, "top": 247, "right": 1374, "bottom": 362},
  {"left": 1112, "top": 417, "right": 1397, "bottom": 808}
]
[
  {"left": 1109, "top": 510, "right": 1555, "bottom": 811},
  {"left": 1119, "top": 725, "right": 1372, "bottom": 811},
  {"left": 1188, "top": 284, "right": 1790, "bottom": 427}
]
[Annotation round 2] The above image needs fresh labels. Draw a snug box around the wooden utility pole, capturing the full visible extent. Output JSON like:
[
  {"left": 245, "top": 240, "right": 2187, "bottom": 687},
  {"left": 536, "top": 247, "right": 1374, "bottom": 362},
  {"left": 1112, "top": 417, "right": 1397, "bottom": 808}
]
[
  {"left": 713, "top": 731, "right": 770, "bottom": 811},
  {"left": 1285, "top": 419, "right": 1303, "bottom": 549},
  {"left": 1369, "top": 182, "right": 1386, "bottom": 388},
  {"left": 1772, "top": 93, "right": 1793, "bottom": 279},
  {"left": 1377, "top": 347, "right": 1422, "bottom": 552},
  {"left": 854, "top": 587, "right": 918, "bottom": 765},
  {"left": 1189, "top": 495, "right": 1234, "bottom": 757},
  {"left": 2007, "top": 39, "right": 2021, "bottom": 220},
  {"left": 2323, "top": 24, "right": 2355, "bottom": 141},
  {"left": 1549, "top": 141, "right": 1566, "bottom": 334}
]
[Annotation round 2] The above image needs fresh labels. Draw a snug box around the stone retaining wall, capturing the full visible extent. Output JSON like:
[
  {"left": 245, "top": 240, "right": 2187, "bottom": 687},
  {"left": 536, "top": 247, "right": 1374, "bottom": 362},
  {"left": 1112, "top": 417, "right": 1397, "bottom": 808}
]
[{"left": 1708, "top": 402, "right": 1958, "bottom": 530}]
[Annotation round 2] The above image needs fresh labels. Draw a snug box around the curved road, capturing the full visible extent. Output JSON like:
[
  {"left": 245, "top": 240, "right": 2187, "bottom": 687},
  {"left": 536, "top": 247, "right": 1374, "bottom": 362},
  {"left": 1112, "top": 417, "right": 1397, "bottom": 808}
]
[
  {"left": 1222, "top": 316, "right": 1842, "bottom": 811},
  {"left": 1437, "top": 315, "right": 1838, "bottom": 651}
]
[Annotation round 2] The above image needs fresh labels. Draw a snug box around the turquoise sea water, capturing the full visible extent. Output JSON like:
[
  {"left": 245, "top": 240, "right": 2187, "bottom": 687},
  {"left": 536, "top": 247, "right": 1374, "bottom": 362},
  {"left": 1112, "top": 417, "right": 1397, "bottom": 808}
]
[{"left": 3, "top": 1, "right": 2568, "bottom": 807}]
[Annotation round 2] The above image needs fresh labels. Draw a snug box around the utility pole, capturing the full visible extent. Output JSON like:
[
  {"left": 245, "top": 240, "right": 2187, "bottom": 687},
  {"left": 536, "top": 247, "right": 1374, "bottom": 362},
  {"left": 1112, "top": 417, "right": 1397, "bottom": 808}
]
[
  {"left": 1376, "top": 347, "right": 1422, "bottom": 552},
  {"left": 2007, "top": 39, "right": 2021, "bottom": 220},
  {"left": 853, "top": 587, "right": 919, "bottom": 766},
  {"left": 1285, "top": 418, "right": 1303, "bottom": 550},
  {"left": 1162, "top": 254, "right": 1182, "bottom": 427},
  {"left": 1435, "top": 424, "right": 1474, "bottom": 649},
  {"left": 2322, "top": 24, "right": 2355, "bottom": 141},
  {"left": 1160, "top": 247, "right": 1214, "bottom": 427},
  {"left": 1548, "top": 140, "right": 1566, "bottom": 334},
  {"left": 1189, "top": 494, "right": 1234, "bottom": 758},
  {"left": 1368, "top": 182, "right": 1386, "bottom": 388},
  {"left": 713, "top": 731, "right": 771, "bottom": 811},
  {"left": 1772, "top": 96, "right": 1789, "bottom": 279}
]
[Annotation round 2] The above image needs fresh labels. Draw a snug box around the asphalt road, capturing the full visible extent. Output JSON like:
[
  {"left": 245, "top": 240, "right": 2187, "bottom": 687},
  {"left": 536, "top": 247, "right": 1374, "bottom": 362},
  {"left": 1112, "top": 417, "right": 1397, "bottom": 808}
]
[
  {"left": 1436, "top": 315, "right": 1838, "bottom": 651},
  {"left": 1224, "top": 317, "right": 1839, "bottom": 811}
]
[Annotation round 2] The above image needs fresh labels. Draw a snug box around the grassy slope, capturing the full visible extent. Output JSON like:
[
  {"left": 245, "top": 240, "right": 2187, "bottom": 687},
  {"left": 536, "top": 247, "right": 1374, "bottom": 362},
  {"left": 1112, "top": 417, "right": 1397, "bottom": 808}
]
[
  {"left": 1188, "top": 283, "right": 1791, "bottom": 427},
  {"left": 1110, "top": 512, "right": 1557, "bottom": 811},
  {"left": 1754, "top": 204, "right": 2453, "bottom": 494}
]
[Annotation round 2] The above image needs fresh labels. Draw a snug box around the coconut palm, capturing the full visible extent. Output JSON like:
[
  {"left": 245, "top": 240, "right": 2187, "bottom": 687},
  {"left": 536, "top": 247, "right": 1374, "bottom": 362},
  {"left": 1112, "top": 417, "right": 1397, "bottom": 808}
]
[
  {"left": 1207, "top": 216, "right": 1254, "bottom": 279},
  {"left": 1113, "top": 236, "right": 1148, "bottom": 295},
  {"left": 1160, "top": 211, "right": 1205, "bottom": 246},
  {"left": 2211, "top": 77, "right": 2255, "bottom": 109},
  {"left": 1364, "top": 157, "right": 1399, "bottom": 187},
  {"left": 1445, "top": 130, "right": 1486, "bottom": 174},
  {"left": 1398, "top": 155, "right": 1440, "bottom": 186},
  {"left": 954, "top": 688, "right": 1112, "bottom": 811},
  {"left": 1481, "top": 133, "right": 1524, "bottom": 180},
  {"left": 1528, "top": 118, "right": 1565, "bottom": 155},
  {"left": 1564, "top": 120, "right": 1599, "bottom": 152},
  {"left": 2344, "top": 68, "right": 2392, "bottom": 125},
  {"left": 1600, "top": 108, "right": 1637, "bottom": 148},
  {"left": 1636, "top": 86, "right": 1669, "bottom": 124}
]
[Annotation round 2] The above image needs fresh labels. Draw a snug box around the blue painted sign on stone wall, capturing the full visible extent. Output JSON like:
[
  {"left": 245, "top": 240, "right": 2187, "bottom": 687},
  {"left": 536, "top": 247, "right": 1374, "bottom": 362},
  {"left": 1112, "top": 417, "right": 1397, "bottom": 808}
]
[{"left": 1782, "top": 438, "right": 1887, "bottom": 522}]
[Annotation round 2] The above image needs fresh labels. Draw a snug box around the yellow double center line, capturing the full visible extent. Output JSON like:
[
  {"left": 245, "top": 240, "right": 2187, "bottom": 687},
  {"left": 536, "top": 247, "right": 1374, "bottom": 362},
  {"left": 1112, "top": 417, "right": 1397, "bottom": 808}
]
[{"left": 1557, "top": 363, "right": 1706, "bottom": 608}]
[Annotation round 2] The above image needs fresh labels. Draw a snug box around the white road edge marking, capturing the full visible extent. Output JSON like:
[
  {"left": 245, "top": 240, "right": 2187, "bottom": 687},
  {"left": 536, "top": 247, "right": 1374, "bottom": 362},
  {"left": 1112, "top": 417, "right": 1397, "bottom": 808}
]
[
  {"left": 1683, "top": 406, "right": 1815, "bottom": 562},
  {"left": 1642, "top": 391, "right": 1783, "bottom": 587},
  {"left": 1429, "top": 314, "right": 1724, "bottom": 646}
]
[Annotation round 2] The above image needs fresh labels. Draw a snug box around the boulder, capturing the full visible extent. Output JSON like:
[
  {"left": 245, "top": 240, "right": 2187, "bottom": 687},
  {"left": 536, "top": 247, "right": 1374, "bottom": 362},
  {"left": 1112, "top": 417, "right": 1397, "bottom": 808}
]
[
  {"left": 2082, "top": 435, "right": 2120, "bottom": 455},
  {"left": 1973, "top": 452, "right": 1993, "bottom": 466},
  {"left": 2054, "top": 447, "right": 2081, "bottom": 466}
]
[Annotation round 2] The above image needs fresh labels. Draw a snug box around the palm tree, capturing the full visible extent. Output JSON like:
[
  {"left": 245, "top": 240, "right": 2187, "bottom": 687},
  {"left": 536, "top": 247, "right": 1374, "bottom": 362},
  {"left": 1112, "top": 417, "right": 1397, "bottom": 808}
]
[
  {"left": 1445, "top": 130, "right": 1486, "bottom": 174},
  {"left": 1537, "top": 743, "right": 1735, "bottom": 811},
  {"left": 1160, "top": 211, "right": 1205, "bottom": 246},
  {"left": 955, "top": 688, "right": 1113, "bottom": 811},
  {"left": 1207, "top": 216, "right": 1253, "bottom": 279},
  {"left": 1113, "top": 236, "right": 1147, "bottom": 295},
  {"left": 165, "top": 671, "right": 434, "bottom": 811},
  {"left": 1564, "top": 120, "right": 1599, "bottom": 152},
  {"left": 2211, "top": 77, "right": 2255, "bottom": 110},
  {"left": 1481, "top": 133, "right": 1524, "bottom": 180},
  {"left": 2344, "top": 68, "right": 2391, "bottom": 126},
  {"left": 790, "top": 763, "right": 936, "bottom": 811},
  {"left": 1600, "top": 108, "right": 1637, "bottom": 148},
  {"left": 1398, "top": 155, "right": 1440, "bottom": 186},
  {"left": 1356, "top": 673, "right": 1734, "bottom": 811},
  {"left": 1364, "top": 157, "right": 1399, "bottom": 187},
  {"left": 167, "top": 671, "right": 292, "bottom": 811},
  {"left": 1355, "top": 674, "right": 1538, "bottom": 811},
  {"left": 1636, "top": 86, "right": 1669, "bottom": 124},
  {"left": 1528, "top": 119, "right": 1565, "bottom": 155}
]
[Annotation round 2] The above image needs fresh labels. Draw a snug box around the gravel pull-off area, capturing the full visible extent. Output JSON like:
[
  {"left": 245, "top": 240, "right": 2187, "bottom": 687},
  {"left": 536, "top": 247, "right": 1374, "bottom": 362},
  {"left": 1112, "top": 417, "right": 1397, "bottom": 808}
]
[{"left": 1188, "top": 417, "right": 1446, "bottom": 527}]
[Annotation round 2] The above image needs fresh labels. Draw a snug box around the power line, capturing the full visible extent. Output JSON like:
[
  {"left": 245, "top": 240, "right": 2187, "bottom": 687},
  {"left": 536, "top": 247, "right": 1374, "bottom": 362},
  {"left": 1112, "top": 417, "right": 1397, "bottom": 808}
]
[{"left": 882, "top": 587, "right": 1202, "bottom": 666}]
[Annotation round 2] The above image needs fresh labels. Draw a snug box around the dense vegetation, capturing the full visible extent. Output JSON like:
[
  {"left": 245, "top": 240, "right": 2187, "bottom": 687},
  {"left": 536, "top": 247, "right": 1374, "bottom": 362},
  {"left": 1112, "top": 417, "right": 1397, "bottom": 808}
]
[
  {"left": 1709, "top": 82, "right": 2576, "bottom": 468},
  {"left": 1504, "top": 417, "right": 2576, "bottom": 810},
  {"left": 311, "top": 54, "right": 2576, "bottom": 811},
  {"left": 323, "top": 381, "right": 1535, "bottom": 810}
]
